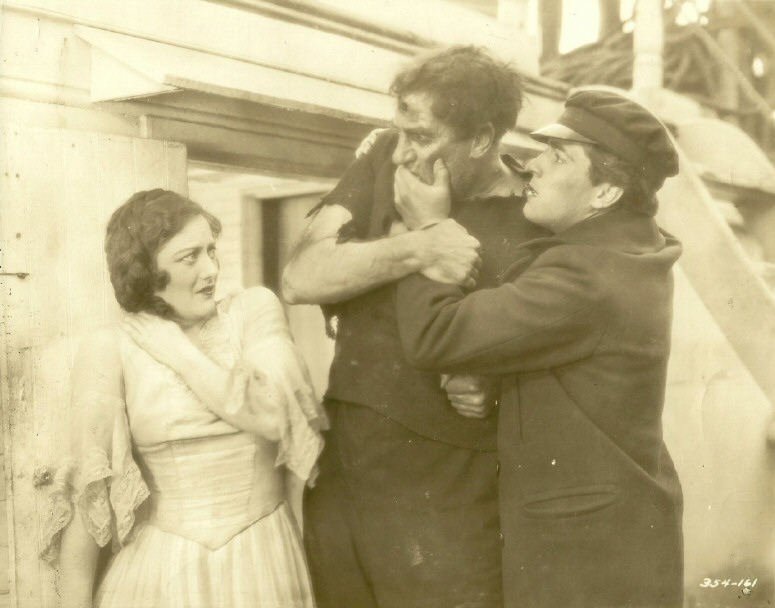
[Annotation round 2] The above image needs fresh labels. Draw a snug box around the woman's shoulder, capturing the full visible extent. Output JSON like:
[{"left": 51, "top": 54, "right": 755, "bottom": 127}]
[
  {"left": 71, "top": 324, "right": 126, "bottom": 389},
  {"left": 224, "top": 286, "right": 283, "bottom": 314},
  {"left": 221, "top": 287, "right": 289, "bottom": 336}
]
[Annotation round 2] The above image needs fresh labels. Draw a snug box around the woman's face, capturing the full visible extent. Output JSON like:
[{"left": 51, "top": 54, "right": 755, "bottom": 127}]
[{"left": 154, "top": 215, "right": 219, "bottom": 325}]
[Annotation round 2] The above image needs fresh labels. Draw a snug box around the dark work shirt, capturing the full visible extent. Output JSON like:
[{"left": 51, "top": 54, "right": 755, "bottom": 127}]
[{"left": 318, "top": 131, "right": 549, "bottom": 451}]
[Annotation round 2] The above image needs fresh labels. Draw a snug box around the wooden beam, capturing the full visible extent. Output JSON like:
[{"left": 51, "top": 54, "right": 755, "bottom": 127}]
[
  {"left": 633, "top": 0, "right": 664, "bottom": 90},
  {"left": 714, "top": 1, "right": 742, "bottom": 123},
  {"left": 141, "top": 114, "right": 363, "bottom": 178},
  {"left": 734, "top": 0, "right": 775, "bottom": 59},
  {"left": 599, "top": 0, "right": 621, "bottom": 40},
  {"left": 657, "top": 145, "right": 775, "bottom": 408},
  {"left": 76, "top": 26, "right": 396, "bottom": 124},
  {"left": 539, "top": 0, "right": 562, "bottom": 63}
]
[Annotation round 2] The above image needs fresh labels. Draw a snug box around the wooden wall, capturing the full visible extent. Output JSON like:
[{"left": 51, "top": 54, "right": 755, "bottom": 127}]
[
  {"left": 0, "top": 127, "right": 187, "bottom": 607},
  {"left": 665, "top": 267, "right": 775, "bottom": 604}
]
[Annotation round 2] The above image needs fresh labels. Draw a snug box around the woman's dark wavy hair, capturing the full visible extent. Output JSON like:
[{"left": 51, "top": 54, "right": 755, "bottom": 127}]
[
  {"left": 105, "top": 189, "right": 222, "bottom": 318},
  {"left": 390, "top": 45, "right": 524, "bottom": 142}
]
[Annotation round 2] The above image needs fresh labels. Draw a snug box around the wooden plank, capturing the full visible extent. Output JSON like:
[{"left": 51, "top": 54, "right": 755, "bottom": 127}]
[
  {"left": 62, "top": 130, "right": 113, "bottom": 344},
  {"left": 143, "top": 115, "right": 357, "bottom": 179},
  {"left": 2, "top": 126, "right": 51, "bottom": 608},
  {"left": 77, "top": 26, "right": 397, "bottom": 123},
  {"left": 0, "top": 127, "right": 22, "bottom": 607},
  {"left": 24, "top": 130, "right": 69, "bottom": 607},
  {"left": 157, "top": 91, "right": 371, "bottom": 146},
  {"left": 240, "top": 196, "right": 263, "bottom": 288},
  {"left": 0, "top": 461, "right": 9, "bottom": 596},
  {"left": 0, "top": 126, "right": 188, "bottom": 608},
  {"left": 132, "top": 138, "right": 188, "bottom": 196},
  {"left": 0, "top": 268, "right": 12, "bottom": 601},
  {"left": 663, "top": 267, "right": 774, "bottom": 592},
  {"left": 657, "top": 145, "right": 775, "bottom": 408}
]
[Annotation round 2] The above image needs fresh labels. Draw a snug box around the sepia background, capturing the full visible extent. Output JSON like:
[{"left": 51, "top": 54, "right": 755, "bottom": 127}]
[{"left": 1, "top": 0, "right": 774, "bottom": 606}]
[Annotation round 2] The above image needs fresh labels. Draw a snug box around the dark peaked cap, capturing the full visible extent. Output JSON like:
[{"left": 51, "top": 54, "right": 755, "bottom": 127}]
[{"left": 531, "top": 90, "right": 679, "bottom": 185}]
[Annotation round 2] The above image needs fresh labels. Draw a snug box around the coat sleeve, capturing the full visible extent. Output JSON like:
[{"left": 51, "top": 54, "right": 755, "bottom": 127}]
[{"left": 395, "top": 246, "right": 610, "bottom": 375}]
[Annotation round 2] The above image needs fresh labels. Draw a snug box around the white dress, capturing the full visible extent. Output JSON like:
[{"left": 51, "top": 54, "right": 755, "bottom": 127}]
[{"left": 40, "top": 287, "right": 326, "bottom": 608}]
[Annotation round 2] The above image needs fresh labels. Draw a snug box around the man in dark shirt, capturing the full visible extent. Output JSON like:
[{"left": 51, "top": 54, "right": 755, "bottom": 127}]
[{"left": 282, "top": 46, "right": 548, "bottom": 608}]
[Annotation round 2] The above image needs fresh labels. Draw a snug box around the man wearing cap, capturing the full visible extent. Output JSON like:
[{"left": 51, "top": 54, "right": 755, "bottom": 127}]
[{"left": 392, "top": 90, "right": 684, "bottom": 608}]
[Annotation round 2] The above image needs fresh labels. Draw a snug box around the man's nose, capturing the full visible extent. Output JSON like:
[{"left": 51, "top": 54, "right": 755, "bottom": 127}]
[
  {"left": 392, "top": 135, "right": 414, "bottom": 166},
  {"left": 525, "top": 153, "right": 541, "bottom": 176}
]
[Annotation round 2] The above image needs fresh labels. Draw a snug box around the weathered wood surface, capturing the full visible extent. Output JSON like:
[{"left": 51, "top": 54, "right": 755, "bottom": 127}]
[
  {"left": 0, "top": 126, "right": 187, "bottom": 608},
  {"left": 657, "top": 145, "right": 775, "bottom": 408}
]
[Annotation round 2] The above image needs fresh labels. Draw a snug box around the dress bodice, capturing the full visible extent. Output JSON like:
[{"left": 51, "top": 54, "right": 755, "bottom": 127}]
[
  {"left": 40, "top": 287, "right": 327, "bottom": 563},
  {"left": 136, "top": 432, "right": 284, "bottom": 550},
  {"left": 120, "top": 301, "right": 240, "bottom": 447},
  {"left": 117, "top": 299, "right": 287, "bottom": 549}
]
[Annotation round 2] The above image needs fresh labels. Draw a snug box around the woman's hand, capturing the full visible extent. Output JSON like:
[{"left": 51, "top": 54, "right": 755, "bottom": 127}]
[{"left": 122, "top": 313, "right": 196, "bottom": 373}]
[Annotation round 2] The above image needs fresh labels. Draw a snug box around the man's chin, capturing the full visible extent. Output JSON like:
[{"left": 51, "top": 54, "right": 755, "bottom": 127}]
[{"left": 523, "top": 200, "right": 541, "bottom": 222}]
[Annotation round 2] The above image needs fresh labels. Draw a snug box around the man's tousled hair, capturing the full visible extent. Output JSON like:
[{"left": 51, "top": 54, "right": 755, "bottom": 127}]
[{"left": 390, "top": 45, "right": 525, "bottom": 142}]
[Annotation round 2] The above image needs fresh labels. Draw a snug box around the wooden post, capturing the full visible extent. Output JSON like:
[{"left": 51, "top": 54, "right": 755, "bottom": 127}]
[
  {"left": 632, "top": 0, "right": 664, "bottom": 91},
  {"left": 715, "top": 1, "right": 741, "bottom": 124},
  {"left": 599, "top": 0, "right": 621, "bottom": 40},
  {"left": 539, "top": 0, "right": 563, "bottom": 63}
]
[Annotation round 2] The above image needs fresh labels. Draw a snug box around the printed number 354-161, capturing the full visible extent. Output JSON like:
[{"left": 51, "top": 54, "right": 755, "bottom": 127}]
[{"left": 700, "top": 578, "right": 757, "bottom": 589}]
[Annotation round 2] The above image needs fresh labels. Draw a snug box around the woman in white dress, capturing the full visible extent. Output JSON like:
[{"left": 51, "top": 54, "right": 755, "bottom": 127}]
[{"left": 40, "top": 189, "right": 326, "bottom": 608}]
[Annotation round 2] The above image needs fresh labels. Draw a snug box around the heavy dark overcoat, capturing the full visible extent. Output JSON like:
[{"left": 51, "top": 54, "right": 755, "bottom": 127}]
[{"left": 396, "top": 208, "right": 684, "bottom": 608}]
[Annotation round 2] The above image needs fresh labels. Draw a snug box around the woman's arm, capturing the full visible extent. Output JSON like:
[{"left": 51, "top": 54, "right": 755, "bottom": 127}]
[
  {"left": 55, "top": 327, "right": 123, "bottom": 607},
  {"left": 285, "top": 469, "right": 306, "bottom": 536},
  {"left": 122, "top": 314, "right": 283, "bottom": 439},
  {"left": 58, "top": 514, "right": 100, "bottom": 608}
]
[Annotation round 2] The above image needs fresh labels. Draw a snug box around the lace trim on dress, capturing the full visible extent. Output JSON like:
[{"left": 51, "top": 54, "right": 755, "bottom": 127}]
[
  {"left": 77, "top": 447, "right": 114, "bottom": 548},
  {"left": 39, "top": 398, "right": 150, "bottom": 563},
  {"left": 214, "top": 290, "right": 328, "bottom": 485},
  {"left": 39, "top": 460, "right": 77, "bottom": 564},
  {"left": 110, "top": 454, "right": 151, "bottom": 546},
  {"left": 39, "top": 446, "right": 151, "bottom": 563},
  {"left": 275, "top": 375, "right": 327, "bottom": 486},
  {"left": 234, "top": 336, "right": 328, "bottom": 485}
]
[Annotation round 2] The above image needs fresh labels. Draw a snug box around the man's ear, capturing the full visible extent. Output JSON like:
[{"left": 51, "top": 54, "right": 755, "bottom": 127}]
[
  {"left": 470, "top": 123, "right": 496, "bottom": 159},
  {"left": 591, "top": 182, "right": 624, "bottom": 210}
]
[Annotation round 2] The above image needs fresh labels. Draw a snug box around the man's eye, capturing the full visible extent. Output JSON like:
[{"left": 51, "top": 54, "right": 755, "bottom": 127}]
[
  {"left": 553, "top": 152, "right": 565, "bottom": 164},
  {"left": 208, "top": 246, "right": 217, "bottom": 259},
  {"left": 182, "top": 252, "right": 197, "bottom": 262},
  {"left": 413, "top": 134, "right": 431, "bottom": 145}
]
